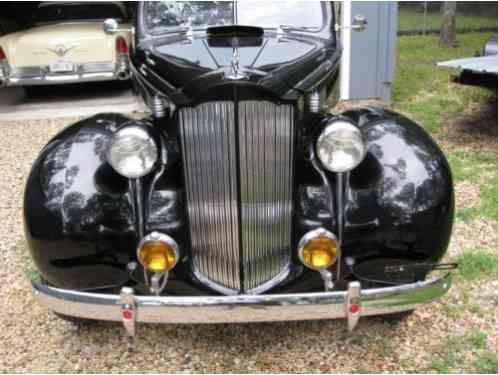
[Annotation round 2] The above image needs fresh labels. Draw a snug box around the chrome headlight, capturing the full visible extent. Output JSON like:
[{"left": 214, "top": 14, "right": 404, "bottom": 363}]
[
  {"left": 107, "top": 126, "right": 158, "bottom": 178},
  {"left": 316, "top": 120, "right": 366, "bottom": 173}
]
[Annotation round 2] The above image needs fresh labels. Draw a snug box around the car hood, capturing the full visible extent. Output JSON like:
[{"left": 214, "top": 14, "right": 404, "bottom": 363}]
[
  {"left": 137, "top": 31, "right": 339, "bottom": 101},
  {"left": 0, "top": 22, "right": 130, "bottom": 67}
]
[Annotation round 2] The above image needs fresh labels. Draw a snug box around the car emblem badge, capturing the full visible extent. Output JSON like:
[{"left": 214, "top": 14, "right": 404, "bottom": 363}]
[{"left": 48, "top": 44, "right": 76, "bottom": 58}]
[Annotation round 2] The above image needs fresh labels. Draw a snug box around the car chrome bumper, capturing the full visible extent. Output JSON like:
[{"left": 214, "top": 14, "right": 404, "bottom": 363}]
[
  {"left": 0, "top": 61, "right": 129, "bottom": 87},
  {"left": 32, "top": 273, "right": 452, "bottom": 336}
]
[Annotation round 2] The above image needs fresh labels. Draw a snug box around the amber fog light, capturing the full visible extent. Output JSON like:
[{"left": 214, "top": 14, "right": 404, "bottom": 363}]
[
  {"left": 137, "top": 232, "right": 179, "bottom": 273},
  {"left": 298, "top": 229, "right": 340, "bottom": 270}
]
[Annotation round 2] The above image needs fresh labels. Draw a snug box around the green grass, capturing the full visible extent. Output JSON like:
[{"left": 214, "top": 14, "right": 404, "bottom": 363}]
[
  {"left": 395, "top": 34, "right": 498, "bottom": 227},
  {"left": 475, "top": 352, "right": 498, "bottom": 373},
  {"left": 446, "top": 151, "right": 498, "bottom": 222},
  {"left": 455, "top": 207, "right": 479, "bottom": 222},
  {"left": 399, "top": 9, "right": 498, "bottom": 32},
  {"left": 17, "top": 240, "right": 39, "bottom": 281},
  {"left": 446, "top": 150, "right": 498, "bottom": 228},
  {"left": 482, "top": 172, "right": 498, "bottom": 220},
  {"left": 456, "top": 251, "right": 498, "bottom": 280},
  {"left": 393, "top": 33, "right": 494, "bottom": 134},
  {"left": 446, "top": 151, "right": 497, "bottom": 183},
  {"left": 388, "top": 32, "right": 498, "bottom": 373},
  {"left": 469, "top": 331, "right": 488, "bottom": 349},
  {"left": 429, "top": 330, "right": 494, "bottom": 373},
  {"left": 449, "top": 150, "right": 498, "bottom": 234}
]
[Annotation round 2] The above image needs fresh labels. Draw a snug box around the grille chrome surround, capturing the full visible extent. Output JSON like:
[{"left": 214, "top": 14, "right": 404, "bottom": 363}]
[{"left": 179, "top": 100, "right": 294, "bottom": 294}]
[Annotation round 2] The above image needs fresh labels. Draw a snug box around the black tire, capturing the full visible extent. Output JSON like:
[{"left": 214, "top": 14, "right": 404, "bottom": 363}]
[
  {"left": 54, "top": 312, "right": 97, "bottom": 326},
  {"left": 24, "top": 86, "right": 45, "bottom": 97}
]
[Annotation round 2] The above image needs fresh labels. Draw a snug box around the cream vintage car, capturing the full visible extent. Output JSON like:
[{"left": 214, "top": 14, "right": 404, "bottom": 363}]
[{"left": 0, "top": 2, "right": 131, "bottom": 90}]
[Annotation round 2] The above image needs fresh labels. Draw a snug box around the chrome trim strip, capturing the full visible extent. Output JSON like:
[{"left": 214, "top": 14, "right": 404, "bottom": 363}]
[
  {"left": 130, "top": 179, "right": 145, "bottom": 239},
  {"left": 336, "top": 172, "right": 345, "bottom": 279},
  {"left": 137, "top": 63, "right": 177, "bottom": 92},
  {"left": 193, "top": 269, "right": 239, "bottom": 296},
  {"left": 245, "top": 265, "right": 291, "bottom": 295},
  {"left": 3, "top": 61, "right": 129, "bottom": 86},
  {"left": 11, "top": 62, "right": 116, "bottom": 76},
  {"left": 32, "top": 273, "right": 452, "bottom": 324},
  {"left": 83, "top": 62, "right": 118, "bottom": 73}
]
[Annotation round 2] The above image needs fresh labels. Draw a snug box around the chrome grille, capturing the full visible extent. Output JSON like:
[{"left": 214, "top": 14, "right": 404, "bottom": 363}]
[
  {"left": 239, "top": 101, "right": 294, "bottom": 291},
  {"left": 179, "top": 100, "right": 294, "bottom": 294},
  {"left": 179, "top": 102, "right": 240, "bottom": 293}
]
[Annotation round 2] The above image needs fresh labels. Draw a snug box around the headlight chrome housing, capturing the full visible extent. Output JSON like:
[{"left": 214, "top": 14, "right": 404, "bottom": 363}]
[
  {"left": 107, "top": 125, "right": 158, "bottom": 178},
  {"left": 316, "top": 120, "right": 366, "bottom": 173}
]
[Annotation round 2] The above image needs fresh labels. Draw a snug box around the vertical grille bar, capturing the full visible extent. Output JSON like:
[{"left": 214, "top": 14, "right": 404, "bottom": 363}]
[
  {"left": 179, "top": 102, "right": 241, "bottom": 292},
  {"left": 239, "top": 101, "right": 294, "bottom": 292}
]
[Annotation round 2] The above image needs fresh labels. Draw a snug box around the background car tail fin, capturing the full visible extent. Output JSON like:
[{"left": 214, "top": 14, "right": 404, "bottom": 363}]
[
  {"left": 116, "top": 37, "right": 128, "bottom": 55},
  {"left": 0, "top": 47, "right": 6, "bottom": 61}
]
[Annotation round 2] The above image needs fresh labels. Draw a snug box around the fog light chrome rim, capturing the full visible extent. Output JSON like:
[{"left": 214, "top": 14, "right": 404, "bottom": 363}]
[
  {"left": 137, "top": 232, "right": 179, "bottom": 273},
  {"left": 298, "top": 228, "right": 340, "bottom": 271}
]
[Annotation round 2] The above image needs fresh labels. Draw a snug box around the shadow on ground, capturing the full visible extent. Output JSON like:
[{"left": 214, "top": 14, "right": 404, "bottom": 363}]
[{"left": 443, "top": 95, "right": 498, "bottom": 151}]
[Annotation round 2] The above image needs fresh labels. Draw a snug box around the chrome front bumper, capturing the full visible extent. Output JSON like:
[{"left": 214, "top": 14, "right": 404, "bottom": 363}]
[
  {"left": 32, "top": 273, "right": 452, "bottom": 336},
  {"left": 0, "top": 61, "right": 129, "bottom": 87}
]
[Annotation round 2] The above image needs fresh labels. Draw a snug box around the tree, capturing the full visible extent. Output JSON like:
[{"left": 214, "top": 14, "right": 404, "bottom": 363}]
[{"left": 439, "top": 2, "right": 457, "bottom": 47}]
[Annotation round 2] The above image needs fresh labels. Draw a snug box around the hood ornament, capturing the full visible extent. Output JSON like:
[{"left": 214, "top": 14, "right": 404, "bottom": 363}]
[
  {"left": 47, "top": 44, "right": 76, "bottom": 58},
  {"left": 226, "top": 47, "right": 247, "bottom": 80}
]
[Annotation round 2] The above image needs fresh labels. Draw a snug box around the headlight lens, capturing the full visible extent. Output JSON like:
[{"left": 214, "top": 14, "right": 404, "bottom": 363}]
[
  {"left": 107, "top": 126, "right": 158, "bottom": 178},
  {"left": 316, "top": 121, "right": 366, "bottom": 173}
]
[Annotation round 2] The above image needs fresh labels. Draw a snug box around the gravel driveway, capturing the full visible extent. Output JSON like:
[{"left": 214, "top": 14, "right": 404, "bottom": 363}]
[{"left": 0, "top": 116, "right": 496, "bottom": 373}]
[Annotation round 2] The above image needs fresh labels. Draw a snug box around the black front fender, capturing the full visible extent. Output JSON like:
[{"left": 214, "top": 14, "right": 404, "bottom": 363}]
[
  {"left": 294, "top": 107, "right": 454, "bottom": 279},
  {"left": 24, "top": 114, "right": 138, "bottom": 290},
  {"left": 342, "top": 107, "right": 454, "bottom": 262}
]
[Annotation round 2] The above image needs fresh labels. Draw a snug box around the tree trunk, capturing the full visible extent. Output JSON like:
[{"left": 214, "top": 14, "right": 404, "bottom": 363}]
[{"left": 439, "top": 2, "right": 457, "bottom": 47}]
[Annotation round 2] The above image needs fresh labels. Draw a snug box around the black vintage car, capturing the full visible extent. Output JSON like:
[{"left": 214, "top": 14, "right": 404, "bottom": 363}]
[{"left": 26, "top": 1, "right": 454, "bottom": 337}]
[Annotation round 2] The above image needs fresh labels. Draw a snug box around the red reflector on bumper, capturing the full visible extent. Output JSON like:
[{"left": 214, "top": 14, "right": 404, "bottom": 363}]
[
  {"left": 349, "top": 303, "right": 359, "bottom": 314},
  {"left": 122, "top": 309, "right": 133, "bottom": 320}
]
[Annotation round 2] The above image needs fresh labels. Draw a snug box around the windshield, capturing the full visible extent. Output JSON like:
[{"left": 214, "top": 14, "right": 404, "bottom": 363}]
[
  {"left": 34, "top": 3, "right": 127, "bottom": 24},
  {"left": 143, "top": 1, "right": 325, "bottom": 35}
]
